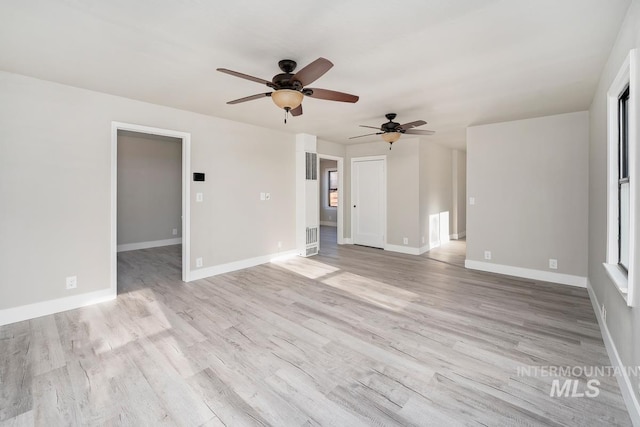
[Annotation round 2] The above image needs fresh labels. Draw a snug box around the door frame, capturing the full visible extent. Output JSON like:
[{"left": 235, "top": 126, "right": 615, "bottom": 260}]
[
  {"left": 110, "top": 121, "right": 192, "bottom": 293},
  {"left": 318, "top": 154, "right": 345, "bottom": 245},
  {"left": 351, "top": 155, "right": 387, "bottom": 248}
]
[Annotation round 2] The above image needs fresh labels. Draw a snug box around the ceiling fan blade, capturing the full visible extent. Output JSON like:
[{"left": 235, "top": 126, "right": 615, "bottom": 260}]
[
  {"left": 404, "top": 129, "right": 435, "bottom": 135},
  {"left": 306, "top": 88, "right": 359, "bottom": 103},
  {"left": 217, "top": 68, "right": 273, "bottom": 87},
  {"left": 227, "top": 92, "right": 271, "bottom": 104},
  {"left": 398, "top": 120, "right": 427, "bottom": 130},
  {"left": 291, "top": 57, "right": 333, "bottom": 86},
  {"left": 359, "top": 125, "right": 382, "bottom": 130},
  {"left": 290, "top": 104, "right": 303, "bottom": 116},
  {"left": 349, "top": 132, "right": 382, "bottom": 139}
]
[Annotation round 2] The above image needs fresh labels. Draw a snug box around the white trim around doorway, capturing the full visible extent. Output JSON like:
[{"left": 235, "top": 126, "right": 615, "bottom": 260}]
[
  {"left": 318, "top": 154, "right": 345, "bottom": 245},
  {"left": 111, "top": 122, "right": 192, "bottom": 295}
]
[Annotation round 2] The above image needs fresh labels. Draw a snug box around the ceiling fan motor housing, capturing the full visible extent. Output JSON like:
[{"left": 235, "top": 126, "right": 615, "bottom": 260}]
[
  {"left": 272, "top": 59, "right": 304, "bottom": 90},
  {"left": 272, "top": 73, "right": 300, "bottom": 89},
  {"left": 381, "top": 113, "right": 401, "bottom": 132},
  {"left": 382, "top": 120, "right": 401, "bottom": 132}
]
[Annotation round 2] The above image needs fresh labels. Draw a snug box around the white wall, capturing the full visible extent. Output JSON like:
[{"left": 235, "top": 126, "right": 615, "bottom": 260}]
[
  {"left": 117, "top": 131, "right": 182, "bottom": 246},
  {"left": 0, "top": 71, "right": 296, "bottom": 311},
  {"left": 319, "top": 159, "right": 337, "bottom": 225},
  {"left": 317, "top": 139, "right": 346, "bottom": 159},
  {"left": 466, "top": 111, "right": 589, "bottom": 280},
  {"left": 588, "top": 0, "right": 640, "bottom": 416}
]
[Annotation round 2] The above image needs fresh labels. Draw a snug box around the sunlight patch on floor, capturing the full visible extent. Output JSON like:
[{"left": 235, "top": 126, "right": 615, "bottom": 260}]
[
  {"left": 272, "top": 256, "right": 340, "bottom": 280},
  {"left": 323, "top": 272, "right": 419, "bottom": 312}
]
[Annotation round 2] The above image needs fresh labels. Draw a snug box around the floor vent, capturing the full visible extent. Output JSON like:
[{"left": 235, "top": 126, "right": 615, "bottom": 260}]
[{"left": 306, "top": 246, "right": 318, "bottom": 256}]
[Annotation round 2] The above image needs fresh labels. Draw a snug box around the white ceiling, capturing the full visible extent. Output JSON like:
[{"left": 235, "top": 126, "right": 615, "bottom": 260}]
[{"left": 0, "top": 0, "right": 630, "bottom": 149}]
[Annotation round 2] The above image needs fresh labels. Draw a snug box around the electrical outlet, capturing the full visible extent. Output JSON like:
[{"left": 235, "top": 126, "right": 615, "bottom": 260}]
[
  {"left": 549, "top": 258, "right": 558, "bottom": 269},
  {"left": 484, "top": 250, "right": 492, "bottom": 260},
  {"left": 172, "top": 228, "right": 178, "bottom": 236},
  {"left": 260, "top": 192, "right": 265, "bottom": 201},
  {"left": 66, "top": 276, "right": 77, "bottom": 290},
  {"left": 196, "top": 257, "right": 203, "bottom": 268},
  {"left": 469, "top": 197, "right": 476, "bottom": 205},
  {"left": 403, "top": 237, "right": 409, "bottom": 245},
  {"left": 196, "top": 193, "right": 203, "bottom": 202}
]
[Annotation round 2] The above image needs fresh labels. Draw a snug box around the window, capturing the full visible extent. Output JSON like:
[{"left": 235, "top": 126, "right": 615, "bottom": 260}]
[
  {"left": 605, "top": 49, "right": 636, "bottom": 306},
  {"left": 619, "top": 86, "right": 630, "bottom": 271},
  {"left": 328, "top": 170, "right": 338, "bottom": 207}
]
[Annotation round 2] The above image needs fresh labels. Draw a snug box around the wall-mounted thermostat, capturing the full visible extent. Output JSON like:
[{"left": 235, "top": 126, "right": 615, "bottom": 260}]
[{"left": 193, "top": 172, "right": 205, "bottom": 181}]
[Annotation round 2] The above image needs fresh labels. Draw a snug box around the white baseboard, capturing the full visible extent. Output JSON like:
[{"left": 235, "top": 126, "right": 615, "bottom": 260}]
[
  {"left": 342, "top": 238, "right": 353, "bottom": 245},
  {"left": 0, "top": 287, "right": 116, "bottom": 327},
  {"left": 419, "top": 241, "right": 444, "bottom": 254},
  {"left": 464, "top": 260, "right": 587, "bottom": 288},
  {"left": 319, "top": 221, "right": 337, "bottom": 227},
  {"left": 117, "top": 238, "right": 182, "bottom": 252},
  {"left": 385, "top": 244, "right": 421, "bottom": 256},
  {"left": 189, "top": 250, "right": 298, "bottom": 281},
  {"left": 587, "top": 281, "right": 640, "bottom": 426},
  {"left": 451, "top": 231, "right": 466, "bottom": 239}
]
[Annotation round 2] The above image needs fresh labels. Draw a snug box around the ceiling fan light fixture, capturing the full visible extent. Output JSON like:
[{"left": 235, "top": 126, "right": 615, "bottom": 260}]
[
  {"left": 381, "top": 132, "right": 401, "bottom": 144},
  {"left": 271, "top": 89, "right": 304, "bottom": 111}
]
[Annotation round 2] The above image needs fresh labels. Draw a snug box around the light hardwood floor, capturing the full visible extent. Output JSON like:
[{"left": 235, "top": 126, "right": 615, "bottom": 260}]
[{"left": 0, "top": 227, "right": 632, "bottom": 426}]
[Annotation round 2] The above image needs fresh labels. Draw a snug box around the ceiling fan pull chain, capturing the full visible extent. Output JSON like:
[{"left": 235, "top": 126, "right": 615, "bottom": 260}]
[{"left": 284, "top": 109, "right": 288, "bottom": 124}]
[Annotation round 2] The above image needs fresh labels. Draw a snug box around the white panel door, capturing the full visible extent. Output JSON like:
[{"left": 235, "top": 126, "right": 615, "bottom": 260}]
[{"left": 352, "top": 158, "right": 385, "bottom": 248}]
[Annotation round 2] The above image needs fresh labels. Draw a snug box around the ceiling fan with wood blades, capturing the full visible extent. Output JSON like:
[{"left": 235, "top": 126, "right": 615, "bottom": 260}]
[
  {"left": 217, "top": 58, "right": 359, "bottom": 123},
  {"left": 350, "top": 113, "right": 435, "bottom": 149}
]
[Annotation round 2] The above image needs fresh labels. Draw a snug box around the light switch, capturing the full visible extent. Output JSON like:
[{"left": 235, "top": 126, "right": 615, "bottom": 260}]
[
  {"left": 196, "top": 193, "right": 203, "bottom": 202},
  {"left": 469, "top": 197, "right": 475, "bottom": 205},
  {"left": 260, "top": 192, "right": 266, "bottom": 201}
]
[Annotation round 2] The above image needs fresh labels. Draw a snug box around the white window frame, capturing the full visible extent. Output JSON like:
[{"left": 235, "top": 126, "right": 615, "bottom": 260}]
[{"left": 604, "top": 49, "right": 637, "bottom": 306}]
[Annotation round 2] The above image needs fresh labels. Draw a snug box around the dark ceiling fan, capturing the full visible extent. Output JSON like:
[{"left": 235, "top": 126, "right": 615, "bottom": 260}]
[
  {"left": 217, "top": 58, "right": 359, "bottom": 123},
  {"left": 350, "top": 113, "right": 435, "bottom": 149}
]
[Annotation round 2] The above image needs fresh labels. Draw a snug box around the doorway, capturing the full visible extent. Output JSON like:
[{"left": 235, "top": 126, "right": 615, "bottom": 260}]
[
  {"left": 317, "top": 154, "right": 345, "bottom": 248},
  {"left": 319, "top": 158, "right": 338, "bottom": 249},
  {"left": 351, "top": 156, "right": 386, "bottom": 248},
  {"left": 110, "top": 122, "right": 191, "bottom": 294}
]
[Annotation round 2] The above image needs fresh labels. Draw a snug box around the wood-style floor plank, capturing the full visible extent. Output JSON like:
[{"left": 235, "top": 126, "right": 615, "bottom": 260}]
[{"left": 0, "top": 227, "right": 632, "bottom": 426}]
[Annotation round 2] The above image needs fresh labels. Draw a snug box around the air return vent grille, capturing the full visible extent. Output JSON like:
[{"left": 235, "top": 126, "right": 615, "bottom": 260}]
[
  {"left": 305, "top": 152, "right": 317, "bottom": 180},
  {"left": 306, "top": 227, "right": 318, "bottom": 245},
  {"left": 306, "top": 246, "right": 318, "bottom": 257}
]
